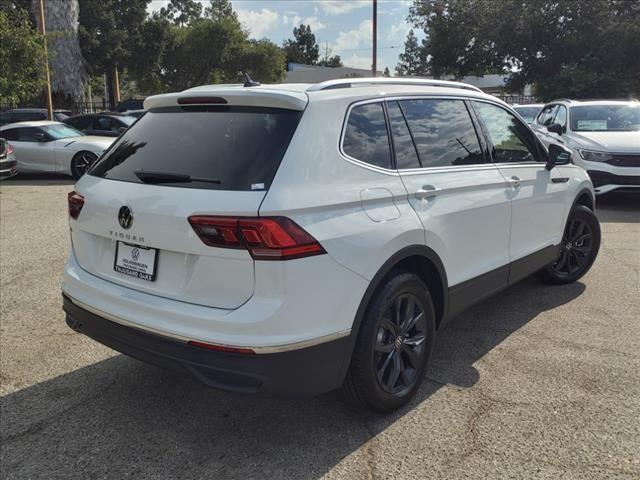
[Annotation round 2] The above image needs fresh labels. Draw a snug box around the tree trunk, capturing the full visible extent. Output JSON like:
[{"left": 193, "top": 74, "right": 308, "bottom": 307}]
[{"left": 106, "top": 69, "right": 115, "bottom": 109}]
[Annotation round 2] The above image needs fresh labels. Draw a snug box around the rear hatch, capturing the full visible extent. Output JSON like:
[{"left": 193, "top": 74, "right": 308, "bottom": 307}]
[{"left": 71, "top": 97, "right": 304, "bottom": 309}]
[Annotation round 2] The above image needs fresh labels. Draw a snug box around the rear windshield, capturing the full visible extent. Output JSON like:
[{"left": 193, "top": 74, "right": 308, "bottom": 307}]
[{"left": 89, "top": 106, "right": 302, "bottom": 191}]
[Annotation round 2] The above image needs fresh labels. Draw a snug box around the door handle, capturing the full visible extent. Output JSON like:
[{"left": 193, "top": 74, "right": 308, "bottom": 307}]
[
  {"left": 552, "top": 177, "right": 569, "bottom": 183},
  {"left": 415, "top": 185, "right": 438, "bottom": 200},
  {"left": 507, "top": 176, "right": 521, "bottom": 189}
]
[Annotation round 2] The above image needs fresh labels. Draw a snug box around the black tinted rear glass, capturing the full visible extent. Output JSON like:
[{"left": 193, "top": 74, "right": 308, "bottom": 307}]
[
  {"left": 89, "top": 106, "right": 302, "bottom": 191},
  {"left": 343, "top": 103, "right": 392, "bottom": 169}
]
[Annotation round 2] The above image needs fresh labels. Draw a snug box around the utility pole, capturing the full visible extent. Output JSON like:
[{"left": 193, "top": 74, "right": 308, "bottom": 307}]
[
  {"left": 37, "top": 0, "right": 53, "bottom": 120},
  {"left": 372, "top": 0, "right": 378, "bottom": 77}
]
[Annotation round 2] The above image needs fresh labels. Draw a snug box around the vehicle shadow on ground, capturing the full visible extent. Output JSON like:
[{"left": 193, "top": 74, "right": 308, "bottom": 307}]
[
  {"left": 596, "top": 192, "right": 640, "bottom": 223},
  {"left": 0, "top": 173, "right": 75, "bottom": 186},
  {"left": 0, "top": 277, "right": 585, "bottom": 479}
]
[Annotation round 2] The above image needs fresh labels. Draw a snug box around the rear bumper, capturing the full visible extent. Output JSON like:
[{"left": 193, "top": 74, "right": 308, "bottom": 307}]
[
  {"left": 0, "top": 157, "right": 17, "bottom": 179},
  {"left": 63, "top": 294, "right": 351, "bottom": 396}
]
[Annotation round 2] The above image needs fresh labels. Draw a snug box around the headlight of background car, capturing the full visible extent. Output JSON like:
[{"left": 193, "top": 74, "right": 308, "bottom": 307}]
[{"left": 578, "top": 149, "right": 613, "bottom": 162}]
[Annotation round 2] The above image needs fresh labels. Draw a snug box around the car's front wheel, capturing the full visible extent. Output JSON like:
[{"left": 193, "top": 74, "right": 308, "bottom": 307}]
[
  {"left": 71, "top": 151, "right": 98, "bottom": 179},
  {"left": 537, "top": 205, "right": 601, "bottom": 284},
  {"left": 342, "top": 271, "right": 436, "bottom": 412}
]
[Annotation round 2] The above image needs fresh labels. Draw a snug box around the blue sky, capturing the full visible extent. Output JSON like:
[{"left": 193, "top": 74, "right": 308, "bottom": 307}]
[{"left": 148, "top": 1, "right": 414, "bottom": 72}]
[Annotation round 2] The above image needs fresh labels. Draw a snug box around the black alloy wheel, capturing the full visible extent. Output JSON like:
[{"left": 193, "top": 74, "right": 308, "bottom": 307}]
[
  {"left": 551, "top": 217, "right": 594, "bottom": 278},
  {"left": 537, "top": 204, "right": 601, "bottom": 285},
  {"left": 374, "top": 293, "right": 427, "bottom": 395},
  {"left": 71, "top": 151, "right": 98, "bottom": 179},
  {"left": 341, "top": 272, "right": 436, "bottom": 412}
]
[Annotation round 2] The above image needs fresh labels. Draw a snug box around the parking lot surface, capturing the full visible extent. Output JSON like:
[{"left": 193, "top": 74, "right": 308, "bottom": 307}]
[{"left": 1, "top": 176, "right": 639, "bottom": 479}]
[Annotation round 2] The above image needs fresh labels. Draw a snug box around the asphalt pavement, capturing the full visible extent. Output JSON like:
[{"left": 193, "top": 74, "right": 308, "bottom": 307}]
[{"left": 1, "top": 176, "right": 638, "bottom": 479}]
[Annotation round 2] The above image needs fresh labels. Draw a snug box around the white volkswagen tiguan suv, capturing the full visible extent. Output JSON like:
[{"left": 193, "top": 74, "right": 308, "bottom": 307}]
[
  {"left": 62, "top": 78, "right": 600, "bottom": 412},
  {"left": 532, "top": 99, "right": 640, "bottom": 195}
]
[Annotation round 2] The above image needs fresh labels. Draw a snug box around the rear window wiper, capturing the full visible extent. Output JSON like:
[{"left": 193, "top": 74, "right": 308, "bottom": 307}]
[{"left": 134, "top": 170, "right": 221, "bottom": 184}]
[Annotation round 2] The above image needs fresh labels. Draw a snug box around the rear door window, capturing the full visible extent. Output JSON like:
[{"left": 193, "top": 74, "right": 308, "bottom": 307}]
[
  {"left": 342, "top": 102, "right": 392, "bottom": 169},
  {"left": 89, "top": 106, "right": 302, "bottom": 191},
  {"left": 399, "top": 99, "right": 485, "bottom": 167}
]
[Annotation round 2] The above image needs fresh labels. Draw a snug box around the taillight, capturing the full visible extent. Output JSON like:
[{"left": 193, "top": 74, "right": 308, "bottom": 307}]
[
  {"left": 6, "top": 143, "right": 13, "bottom": 155},
  {"left": 68, "top": 191, "right": 85, "bottom": 219},
  {"left": 188, "top": 216, "right": 326, "bottom": 261}
]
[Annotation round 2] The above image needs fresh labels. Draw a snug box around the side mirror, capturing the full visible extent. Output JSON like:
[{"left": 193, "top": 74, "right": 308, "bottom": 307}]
[
  {"left": 118, "top": 126, "right": 127, "bottom": 133},
  {"left": 546, "top": 143, "right": 572, "bottom": 170},
  {"left": 547, "top": 123, "right": 564, "bottom": 135}
]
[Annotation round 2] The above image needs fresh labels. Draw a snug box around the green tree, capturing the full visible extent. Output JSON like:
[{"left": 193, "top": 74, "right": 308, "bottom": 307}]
[
  {"left": 78, "top": 0, "right": 149, "bottom": 106},
  {"left": 204, "top": 0, "right": 238, "bottom": 23},
  {"left": 317, "top": 55, "right": 343, "bottom": 68},
  {"left": 0, "top": 7, "right": 45, "bottom": 104},
  {"left": 160, "top": 0, "right": 203, "bottom": 27},
  {"left": 406, "top": 0, "right": 640, "bottom": 99},
  {"left": 237, "top": 39, "right": 286, "bottom": 83},
  {"left": 282, "top": 24, "right": 320, "bottom": 66},
  {"left": 395, "top": 29, "right": 425, "bottom": 76}
]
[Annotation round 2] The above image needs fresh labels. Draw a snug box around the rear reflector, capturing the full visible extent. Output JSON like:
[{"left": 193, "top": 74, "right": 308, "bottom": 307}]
[
  {"left": 188, "top": 216, "right": 326, "bottom": 260},
  {"left": 68, "top": 191, "right": 85, "bottom": 219},
  {"left": 177, "top": 96, "right": 227, "bottom": 105},
  {"left": 188, "top": 340, "right": 255, "bottom": 355}
]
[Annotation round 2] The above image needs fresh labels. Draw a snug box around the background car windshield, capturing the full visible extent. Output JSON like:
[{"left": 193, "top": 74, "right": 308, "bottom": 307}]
[
  {"left": 119, "top": 116, "right": 136, "bottom": 126},
  {"left": 570, "top": 105, "right": 640, "bottom": 131},
  {"left": 42, "top": 124, "right": 84, "bottom": 139},
  {"left": 513, "top": 106, "right": 542, "bottom": 123},
  {"left": 89, "top": 106, "right": 302, "bottom": 191}
]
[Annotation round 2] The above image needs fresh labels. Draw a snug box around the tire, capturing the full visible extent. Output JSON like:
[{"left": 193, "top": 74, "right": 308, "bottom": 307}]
[
  {"left": 341, "top": 271, "right": 436, "bottom": 412},
  {"left": 537, "top": 205, "right": 601, "bottom": 285},
  {"left": 70, "top": 151, "right": 98, "bottom": 179}
]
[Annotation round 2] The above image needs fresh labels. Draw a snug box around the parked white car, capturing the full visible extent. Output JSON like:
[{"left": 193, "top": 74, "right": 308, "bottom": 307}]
[
  {"left": 512, "top": 103, "right": 544, "bottom": 124},
  {"left": 62, "top": 78, "right": 600, "bottom": 412},
  {"left": 0, "top": 121, "right": 114, "bottom": 178},
  {"left": 532, "top": 100, "right": 640, "bottom": 195}
]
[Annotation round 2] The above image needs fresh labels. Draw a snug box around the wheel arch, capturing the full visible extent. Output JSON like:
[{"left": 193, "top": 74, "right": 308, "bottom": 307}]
[
  {"left": 336, "top": 245, "right": 449, "bottom": 384},
  {"left": 573, "top": 188, "right": 595, "bottom": 212}
]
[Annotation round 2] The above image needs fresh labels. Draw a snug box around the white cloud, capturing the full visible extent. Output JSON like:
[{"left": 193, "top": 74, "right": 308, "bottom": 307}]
[
  {"left": 343, "top": 53, "right": 373, "bottom": 70},
  {"left": 334, "top": 19, "right": 372, "bottom": 52},
  {"left": 287, "top": 15, "right": 326, "bottom": 32},
  {"left": 236, "top": 8, "right": 279, "bottom": 39},
  {"left": 388, "top": 20, "right": 411, "bottom": 41},
  {"left": 317, "top": 0, "right": 369, "bottom": 15}
]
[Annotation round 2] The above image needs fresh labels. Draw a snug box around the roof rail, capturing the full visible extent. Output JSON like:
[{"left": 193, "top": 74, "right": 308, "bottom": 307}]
[{"left": 307, "top": 77, "right": 483, "bottom": 93}]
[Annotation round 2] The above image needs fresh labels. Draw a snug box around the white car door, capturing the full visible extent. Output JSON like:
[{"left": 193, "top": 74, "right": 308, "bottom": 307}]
[
  {"left": 472, "top": 101, "right": 569, "bottom": 281},
  {"left": 391, "top": 98, "right": 512, "bottom": 316},
  {"left": 13, "top": 127, "right": 55, "bottom": 172}
]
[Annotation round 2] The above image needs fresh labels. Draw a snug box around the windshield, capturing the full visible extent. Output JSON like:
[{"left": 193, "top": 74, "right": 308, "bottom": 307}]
[
  {"left": 89, "top": 106, "right": 302, "bottom": 191},
  {"left": 513, "top": 106, "right": 542, "bottom": 123},
  {"left": 570, "top": 104, "right": 640, "bottom": 132},
  {"left": 42, "top": 123, "right": 84, "bottom": 139},
  {"left": 119, "top": 116, "right": 136, "bottom": 126}
]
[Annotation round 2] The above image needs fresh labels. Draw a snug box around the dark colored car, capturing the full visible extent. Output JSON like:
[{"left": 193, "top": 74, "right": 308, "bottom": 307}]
[
  {"left": 115, "top": 99, "right": 144, "bottom": 112},
  {"left": 63, "top": 113, "right": 136, "bottom": 137},
  {"left": 0, "top": 137, "right": 18, "bottom": 179},
  {"left": 0, "top": 108, "right": 73, "bottom": 126}
]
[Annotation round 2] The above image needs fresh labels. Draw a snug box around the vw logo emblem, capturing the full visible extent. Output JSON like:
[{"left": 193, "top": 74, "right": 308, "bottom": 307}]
[{"left": 118, "top": 206, "right": 133, "bottom": 229}]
